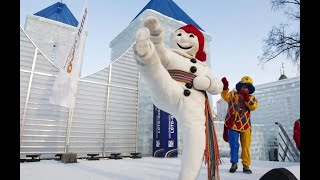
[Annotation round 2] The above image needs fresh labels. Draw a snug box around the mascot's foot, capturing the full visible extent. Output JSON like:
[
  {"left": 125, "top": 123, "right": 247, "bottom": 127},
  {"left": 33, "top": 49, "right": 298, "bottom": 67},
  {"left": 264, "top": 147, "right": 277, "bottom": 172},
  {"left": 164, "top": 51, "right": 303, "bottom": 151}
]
[{"left": 135, "top": 27, "right": 151, "bottom": 58}]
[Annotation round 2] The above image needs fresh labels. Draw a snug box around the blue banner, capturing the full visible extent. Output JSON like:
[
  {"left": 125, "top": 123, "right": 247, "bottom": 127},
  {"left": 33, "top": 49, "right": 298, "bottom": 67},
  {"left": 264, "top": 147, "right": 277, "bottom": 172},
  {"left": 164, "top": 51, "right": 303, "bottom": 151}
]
[{"left": 153, "top": 105, "right": 178, "bottom": 157}]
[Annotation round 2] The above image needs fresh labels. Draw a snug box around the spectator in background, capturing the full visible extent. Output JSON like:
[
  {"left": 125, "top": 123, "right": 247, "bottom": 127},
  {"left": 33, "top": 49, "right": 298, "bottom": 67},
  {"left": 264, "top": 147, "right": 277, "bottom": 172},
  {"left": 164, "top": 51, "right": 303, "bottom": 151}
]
[{"left": 293, "top": 119, "right": 300, "bottom": 151}]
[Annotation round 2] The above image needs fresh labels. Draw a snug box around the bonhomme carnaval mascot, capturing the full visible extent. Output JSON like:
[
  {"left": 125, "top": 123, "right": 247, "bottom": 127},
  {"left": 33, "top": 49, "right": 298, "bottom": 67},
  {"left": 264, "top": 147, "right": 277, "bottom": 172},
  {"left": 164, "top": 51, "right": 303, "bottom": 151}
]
[{"left": 134, "top": 16, "right": 223, "bottom": 180}]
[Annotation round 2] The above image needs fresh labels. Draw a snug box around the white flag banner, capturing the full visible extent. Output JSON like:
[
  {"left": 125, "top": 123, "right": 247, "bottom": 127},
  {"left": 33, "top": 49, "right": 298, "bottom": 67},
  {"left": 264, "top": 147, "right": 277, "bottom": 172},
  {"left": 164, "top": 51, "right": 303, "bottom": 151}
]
[{"left": 49, "top": 0, "right": 88, "bottom": 108}]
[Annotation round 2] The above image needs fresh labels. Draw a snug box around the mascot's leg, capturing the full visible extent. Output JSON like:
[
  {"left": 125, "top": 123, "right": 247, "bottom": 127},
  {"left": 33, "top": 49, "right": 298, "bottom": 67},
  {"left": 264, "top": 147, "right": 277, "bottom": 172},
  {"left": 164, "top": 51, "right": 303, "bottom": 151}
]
[
  {"left": 134, "top": 27, "right": 181, "bottom": 113},
  {"left": 178, "top": 123, "right": 206, "bottom": 180}
]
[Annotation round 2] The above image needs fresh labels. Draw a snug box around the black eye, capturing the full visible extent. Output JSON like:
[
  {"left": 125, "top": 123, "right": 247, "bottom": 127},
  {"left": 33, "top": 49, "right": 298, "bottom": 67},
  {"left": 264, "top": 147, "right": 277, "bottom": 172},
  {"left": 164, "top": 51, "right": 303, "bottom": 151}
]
[
  {"left": 177, "top": 33, "right": 182, "bottom": 36},
  {"left": 189, "top": 34, "right": 194, "bottom": 38}
]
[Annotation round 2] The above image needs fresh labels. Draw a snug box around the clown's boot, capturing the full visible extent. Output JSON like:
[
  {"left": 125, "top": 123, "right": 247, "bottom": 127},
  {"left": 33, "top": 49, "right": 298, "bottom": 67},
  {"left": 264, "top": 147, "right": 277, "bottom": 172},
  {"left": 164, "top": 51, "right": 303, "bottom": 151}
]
[
  {"left": 229, "top": 163, "right": 237, "bottom": 173},
  {"left": 243, "top": 165, "right": 252, "bottom": 174}
]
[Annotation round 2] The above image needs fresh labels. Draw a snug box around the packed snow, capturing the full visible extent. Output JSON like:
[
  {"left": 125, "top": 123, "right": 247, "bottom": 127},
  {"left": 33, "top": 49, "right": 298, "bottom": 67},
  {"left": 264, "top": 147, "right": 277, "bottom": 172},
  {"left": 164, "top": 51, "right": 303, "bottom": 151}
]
[{"left": 20, "top": 156, "right": 300, "bottom": 180}]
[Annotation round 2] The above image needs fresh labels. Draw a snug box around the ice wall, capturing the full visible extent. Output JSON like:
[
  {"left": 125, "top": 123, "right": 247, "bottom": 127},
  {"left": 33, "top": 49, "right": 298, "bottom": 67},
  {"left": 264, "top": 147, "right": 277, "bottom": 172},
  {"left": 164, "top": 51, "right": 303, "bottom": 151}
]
[
  {"left": 214, "top": 121, "right": 269, "bottom": 161},
  {"left": 216, "top": 77, "right": 300, "bottom": 160},
  {"left": 251, "top": 77, "right": 300, "bottom": 158},
  {"left": 24, "top": 14, "right": 77, "bottom": 69}
]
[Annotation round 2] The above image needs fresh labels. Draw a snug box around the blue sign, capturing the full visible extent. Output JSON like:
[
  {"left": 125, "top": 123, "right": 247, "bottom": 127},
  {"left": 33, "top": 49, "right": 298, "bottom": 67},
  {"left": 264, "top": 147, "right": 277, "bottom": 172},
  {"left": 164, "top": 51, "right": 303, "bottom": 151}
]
[{"left": 153, "top": 105, "right": 178, "bottom": 157}]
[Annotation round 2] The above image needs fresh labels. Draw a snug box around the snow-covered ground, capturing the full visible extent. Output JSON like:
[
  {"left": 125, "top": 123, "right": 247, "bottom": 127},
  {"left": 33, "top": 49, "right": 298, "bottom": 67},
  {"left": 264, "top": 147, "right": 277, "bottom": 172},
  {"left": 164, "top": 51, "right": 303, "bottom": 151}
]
[{"left": 20, "top": 156, "right": 300, "bottom": 180}]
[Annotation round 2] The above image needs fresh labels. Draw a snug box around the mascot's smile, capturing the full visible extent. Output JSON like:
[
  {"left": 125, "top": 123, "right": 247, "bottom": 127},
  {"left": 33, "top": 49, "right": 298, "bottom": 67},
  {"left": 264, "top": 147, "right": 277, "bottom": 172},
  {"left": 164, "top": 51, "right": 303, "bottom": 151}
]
[
  {"left": 171, "top": 30, "right": 200, "bottom": 57},
  {"left": 177, "top": 43, "right": 192, "bottom": 49}
]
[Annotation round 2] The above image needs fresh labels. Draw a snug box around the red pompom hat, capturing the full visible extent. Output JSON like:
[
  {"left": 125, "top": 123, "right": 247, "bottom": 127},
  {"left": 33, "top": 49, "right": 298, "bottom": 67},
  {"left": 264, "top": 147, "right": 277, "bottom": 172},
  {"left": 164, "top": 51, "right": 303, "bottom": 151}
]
[{"left": 178, "top": 24, "right": 206, "bottom": 62}]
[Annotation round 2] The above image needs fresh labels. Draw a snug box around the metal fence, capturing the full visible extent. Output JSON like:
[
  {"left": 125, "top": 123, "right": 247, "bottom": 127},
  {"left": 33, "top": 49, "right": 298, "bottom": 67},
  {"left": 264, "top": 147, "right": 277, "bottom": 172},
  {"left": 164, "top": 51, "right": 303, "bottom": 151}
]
[{"left": 275, "top": 122, "right": 300, "bottom": 162}]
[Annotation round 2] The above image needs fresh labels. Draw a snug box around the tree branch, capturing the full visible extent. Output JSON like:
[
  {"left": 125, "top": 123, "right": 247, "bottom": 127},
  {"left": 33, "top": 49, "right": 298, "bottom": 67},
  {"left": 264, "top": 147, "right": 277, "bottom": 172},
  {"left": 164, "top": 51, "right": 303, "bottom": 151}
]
[{"left": 258, "top": 1, "right": 300, "bottom": 68}]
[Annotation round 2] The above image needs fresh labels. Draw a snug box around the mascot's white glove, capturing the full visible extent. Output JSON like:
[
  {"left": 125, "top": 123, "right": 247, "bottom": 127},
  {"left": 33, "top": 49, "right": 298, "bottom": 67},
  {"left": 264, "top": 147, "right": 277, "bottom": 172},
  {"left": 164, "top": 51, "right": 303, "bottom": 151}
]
[{"left": 193, "top": 76, "right": 210, "bottom": 91}]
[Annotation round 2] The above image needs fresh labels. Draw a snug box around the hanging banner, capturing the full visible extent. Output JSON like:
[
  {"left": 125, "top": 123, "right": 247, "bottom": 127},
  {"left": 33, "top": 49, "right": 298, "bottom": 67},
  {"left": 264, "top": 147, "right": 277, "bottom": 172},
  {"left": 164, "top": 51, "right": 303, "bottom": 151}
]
[
  {"left": 153, "top": 105, "right": 178, "bottom": 157},
  {"left": 49, "top": 0, "right": 88, "bottom": 108}
]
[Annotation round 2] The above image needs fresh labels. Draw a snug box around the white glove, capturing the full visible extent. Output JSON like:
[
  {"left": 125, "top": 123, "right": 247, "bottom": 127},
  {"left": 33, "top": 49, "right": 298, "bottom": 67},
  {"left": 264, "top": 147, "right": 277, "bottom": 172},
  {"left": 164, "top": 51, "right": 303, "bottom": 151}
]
[
  {"left": 193, "top": 76, "right": 210, "bottom": 91},
  {"left": 144, "top": 16, "right": 163, "bottom": 36}
]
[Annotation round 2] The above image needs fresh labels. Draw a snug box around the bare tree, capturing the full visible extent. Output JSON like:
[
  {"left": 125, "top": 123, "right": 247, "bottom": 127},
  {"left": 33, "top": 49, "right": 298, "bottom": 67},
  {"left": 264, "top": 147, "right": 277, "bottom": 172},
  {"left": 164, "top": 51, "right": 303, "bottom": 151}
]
[{"left": 258, "top": 0, "right": 300, "bottom": 68}]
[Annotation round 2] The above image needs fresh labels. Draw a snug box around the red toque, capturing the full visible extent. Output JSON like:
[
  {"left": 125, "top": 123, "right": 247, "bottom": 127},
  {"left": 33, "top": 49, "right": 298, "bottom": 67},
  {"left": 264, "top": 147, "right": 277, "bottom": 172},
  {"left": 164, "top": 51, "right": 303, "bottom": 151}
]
[{"left": 178, "top": 24, "right": 206, "bottom": 61}]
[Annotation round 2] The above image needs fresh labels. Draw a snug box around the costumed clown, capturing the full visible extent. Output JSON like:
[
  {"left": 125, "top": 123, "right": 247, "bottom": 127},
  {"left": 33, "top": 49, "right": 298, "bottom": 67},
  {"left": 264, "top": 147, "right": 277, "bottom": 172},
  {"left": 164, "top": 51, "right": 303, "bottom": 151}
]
[
  {"left": 220, "top": 76, "right": 258, "bottom": 174},
  {"left": 134, "top": 16, "right": 223, "bottom": 180}
]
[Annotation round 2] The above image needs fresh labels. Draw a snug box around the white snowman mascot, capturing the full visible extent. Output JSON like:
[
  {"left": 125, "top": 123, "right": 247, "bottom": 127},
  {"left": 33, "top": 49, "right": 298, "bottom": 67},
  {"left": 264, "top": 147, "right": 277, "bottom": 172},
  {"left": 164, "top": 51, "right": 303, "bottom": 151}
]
[{"left": 134, "top": 16, "right": 223, "bottom": 180}]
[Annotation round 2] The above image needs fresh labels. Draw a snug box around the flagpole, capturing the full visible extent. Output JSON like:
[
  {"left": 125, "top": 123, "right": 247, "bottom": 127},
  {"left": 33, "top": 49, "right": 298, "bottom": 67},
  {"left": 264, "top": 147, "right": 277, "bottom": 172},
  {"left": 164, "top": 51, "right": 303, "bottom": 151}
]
[
  {"left": 63, "top": 0, "right": 88, "bottom": 152},
  {"left": 64, "top": 96, "right": 76, "bottom": 153}
]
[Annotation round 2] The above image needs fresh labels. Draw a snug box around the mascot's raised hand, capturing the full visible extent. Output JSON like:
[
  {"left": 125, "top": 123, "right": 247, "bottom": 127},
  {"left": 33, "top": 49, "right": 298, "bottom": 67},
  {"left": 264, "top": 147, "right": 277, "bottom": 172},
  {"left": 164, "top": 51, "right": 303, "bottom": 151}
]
[{"left": 134, "top": 16, "right": 223, "bottom": 180}]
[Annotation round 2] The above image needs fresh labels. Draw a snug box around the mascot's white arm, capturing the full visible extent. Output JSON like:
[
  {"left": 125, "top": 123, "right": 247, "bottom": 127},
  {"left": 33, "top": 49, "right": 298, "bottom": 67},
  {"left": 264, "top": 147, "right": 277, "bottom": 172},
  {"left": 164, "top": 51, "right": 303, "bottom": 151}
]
[{"left": 193, "top": 68, "right": 223, "bottom": 95}]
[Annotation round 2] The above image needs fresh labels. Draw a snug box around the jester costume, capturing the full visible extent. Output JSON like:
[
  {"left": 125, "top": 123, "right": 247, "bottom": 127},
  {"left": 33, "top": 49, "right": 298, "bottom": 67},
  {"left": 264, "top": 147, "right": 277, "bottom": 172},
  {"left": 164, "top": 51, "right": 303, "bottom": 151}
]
[{"left": 221, "top": 76, "right": 258, "bottom": 173}]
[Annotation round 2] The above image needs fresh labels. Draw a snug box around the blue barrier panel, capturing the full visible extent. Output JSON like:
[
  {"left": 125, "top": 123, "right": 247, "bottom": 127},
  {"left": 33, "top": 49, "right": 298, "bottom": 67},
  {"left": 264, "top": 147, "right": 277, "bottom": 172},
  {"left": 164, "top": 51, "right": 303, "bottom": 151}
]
[{"left": 153, "top": 105, "right": 178, "bottom": 157}]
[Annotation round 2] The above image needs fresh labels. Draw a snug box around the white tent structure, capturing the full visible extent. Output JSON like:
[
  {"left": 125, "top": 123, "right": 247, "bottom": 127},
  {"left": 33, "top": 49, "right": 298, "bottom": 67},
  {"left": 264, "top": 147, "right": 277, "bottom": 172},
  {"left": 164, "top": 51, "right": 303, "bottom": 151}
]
[{"left": 20, "top": 26, "right": 139, "bottom": 158}]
